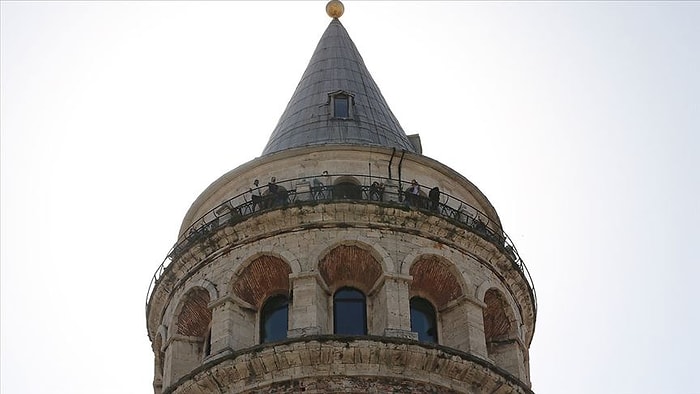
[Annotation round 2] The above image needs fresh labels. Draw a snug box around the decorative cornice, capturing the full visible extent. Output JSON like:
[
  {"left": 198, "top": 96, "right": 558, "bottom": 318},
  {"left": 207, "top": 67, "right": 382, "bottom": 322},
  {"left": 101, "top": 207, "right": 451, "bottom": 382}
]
[{"left": 163, "top": 336, "right": 534, "bottom": 394}]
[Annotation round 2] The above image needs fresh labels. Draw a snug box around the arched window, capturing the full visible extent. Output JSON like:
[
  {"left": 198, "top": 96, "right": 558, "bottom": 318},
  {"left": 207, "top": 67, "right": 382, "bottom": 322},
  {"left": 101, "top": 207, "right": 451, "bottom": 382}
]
[
  {"left": 333, "top": 181, "right": 362, "bottom": 200},
  {"left": 482, "top": 288, "right": 524, "bottom": 378},
  {"left": 410, "top": 297, "right": 438, "bottom": 343},
  {"left": 483, "top": 288, "right": 513, "bottom": 347},
  {"left": 173, "top": 287, "right": 212, "bottom": 374},
  {"left": 260, "top": 294, "right": 289, "bottom": 343},
  {"left": 333, "top": 287, "right": 366, "bottom": 335}
]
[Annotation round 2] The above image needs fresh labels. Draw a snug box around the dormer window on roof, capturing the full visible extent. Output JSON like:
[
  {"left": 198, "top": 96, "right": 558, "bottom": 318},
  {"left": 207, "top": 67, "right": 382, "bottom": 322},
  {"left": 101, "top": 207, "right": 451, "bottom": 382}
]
[{"left": 329, "top": 91, "right": 353, "bottom": 119}]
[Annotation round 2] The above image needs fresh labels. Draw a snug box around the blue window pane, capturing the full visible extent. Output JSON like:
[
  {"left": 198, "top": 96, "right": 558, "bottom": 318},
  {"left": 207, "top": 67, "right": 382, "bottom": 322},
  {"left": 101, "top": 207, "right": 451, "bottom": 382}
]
[
  {"left": 334, "top": 287, "right": 366, "bottom": 335},
  {"left": 334, "top": 96, "right": 349, "bottom": 118},
  {"left": 410, "top": 297, "right": 438, "bottom": 343},
  {"left": 260, "top": 295, "right": 288, "bottom": 343}
]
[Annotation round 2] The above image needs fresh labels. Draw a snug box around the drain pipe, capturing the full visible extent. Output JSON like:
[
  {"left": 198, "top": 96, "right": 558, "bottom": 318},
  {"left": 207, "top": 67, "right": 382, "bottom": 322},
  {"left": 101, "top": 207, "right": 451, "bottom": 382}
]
[
  {"left": 397, "top": 149, "right": 406, "bottom": 191},
  {"left": 388, "top": 148, "right": 396, "bottom": 180},
  {"left": 368, "top": 162, "right": 372, "bottom": 184}
]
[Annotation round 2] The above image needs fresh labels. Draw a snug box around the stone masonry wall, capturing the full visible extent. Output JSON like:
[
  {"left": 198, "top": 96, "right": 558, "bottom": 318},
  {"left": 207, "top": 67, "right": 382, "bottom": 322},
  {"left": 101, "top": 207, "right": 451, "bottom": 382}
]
[
  {"left": 165, "top": 338, "right": 533, "bottom": 394},
  {"left": 148, "top": 146, "right": 535, "bottom": 393}
]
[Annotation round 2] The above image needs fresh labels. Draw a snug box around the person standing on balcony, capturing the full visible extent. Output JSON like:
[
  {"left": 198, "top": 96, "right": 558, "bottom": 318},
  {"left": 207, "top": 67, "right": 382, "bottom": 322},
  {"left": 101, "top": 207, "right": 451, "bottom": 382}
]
[
  {"left": 429, "top": 186, "right": 440, "bottom": 212},
  {"left": 370, "top": 181, "right": 384, "bottom": 201},
  {"left": 405, "top": 179, "right": 421, "bottom": 207},
  {"left": 266, "top": 177, "right": 280, "bottom": 207},
  {"left": 312, "top": 178, "right": 326, "bottom": 200}
]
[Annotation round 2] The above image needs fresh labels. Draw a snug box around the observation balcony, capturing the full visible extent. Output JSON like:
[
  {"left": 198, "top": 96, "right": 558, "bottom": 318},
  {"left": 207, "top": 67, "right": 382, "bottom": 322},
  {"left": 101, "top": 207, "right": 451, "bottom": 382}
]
[{"left": 146, "top": 174, "right": 536, "bottom": 323}]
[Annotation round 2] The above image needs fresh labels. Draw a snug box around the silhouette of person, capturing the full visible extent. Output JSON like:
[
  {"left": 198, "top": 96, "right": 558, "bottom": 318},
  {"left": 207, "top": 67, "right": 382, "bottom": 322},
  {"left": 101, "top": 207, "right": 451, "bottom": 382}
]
[
  {"left": 405, "top": 179, "right": 421, "bottom": 207},
  {"left": 267, "top": 177, "right": 280, "bottom": 207},
  {"left": 370, "top": 181, "right": 384, "bottom": 201},
  {"left": 429, "top": 186, "right": 440, "bottom": 211}
]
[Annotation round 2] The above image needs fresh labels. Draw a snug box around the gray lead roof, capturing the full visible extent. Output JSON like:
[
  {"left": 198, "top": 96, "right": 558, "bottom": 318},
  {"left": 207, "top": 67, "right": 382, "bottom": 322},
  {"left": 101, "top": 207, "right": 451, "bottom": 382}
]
[{"left": 262, "top": 18, "right": 417, "bottom": 156}]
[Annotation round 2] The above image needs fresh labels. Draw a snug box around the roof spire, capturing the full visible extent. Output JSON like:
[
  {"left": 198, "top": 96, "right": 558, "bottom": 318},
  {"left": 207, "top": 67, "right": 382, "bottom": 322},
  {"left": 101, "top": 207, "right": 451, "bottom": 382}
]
[
  {"left": 326, "top": 0, "right": 344, "bottom": 19},
  {"left": 261, "top": 1, "right": 418, "bottom": 156}
]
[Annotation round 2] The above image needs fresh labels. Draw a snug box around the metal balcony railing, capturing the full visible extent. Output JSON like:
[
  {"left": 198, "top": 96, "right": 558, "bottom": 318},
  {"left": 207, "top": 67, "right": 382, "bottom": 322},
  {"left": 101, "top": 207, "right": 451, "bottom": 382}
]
[{"left": 146, "top": 174, "right": 536, "bottom": 319}]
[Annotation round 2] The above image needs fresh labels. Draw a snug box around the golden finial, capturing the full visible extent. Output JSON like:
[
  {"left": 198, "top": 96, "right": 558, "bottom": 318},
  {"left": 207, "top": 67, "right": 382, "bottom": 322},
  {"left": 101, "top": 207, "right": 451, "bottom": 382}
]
[{"left": 326, "top": 0, "right": 344, "bottom": 19}]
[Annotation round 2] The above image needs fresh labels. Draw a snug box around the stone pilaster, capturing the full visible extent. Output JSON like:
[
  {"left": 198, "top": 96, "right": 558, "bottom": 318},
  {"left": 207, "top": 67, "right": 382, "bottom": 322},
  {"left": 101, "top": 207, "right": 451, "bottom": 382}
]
[
  {"left": 465, "top": 298, "right": 488, "bottom": 358},
  {"left": 222, "top": 295, "right": 256, "bottom": 350},
  {"left": 383, "top": 179, "right": 400, "bottom": 203},
  {"left": 439, "top": 296, "right": 489, "bottom": 356},
  {"left": 489, "top": 338, "right": 528, "bottom": 383},
  {"left": 378, "top": 274, "right": 416, "bottom": 339},
  {"left": 288, "top": 272, "right": 329, "bottom": 337},
  {"left": 208, "top": 297, "right": 234, "bottom": 355},
  {"left": 163, "top": 335, "right": 203, "bottom": 389}
]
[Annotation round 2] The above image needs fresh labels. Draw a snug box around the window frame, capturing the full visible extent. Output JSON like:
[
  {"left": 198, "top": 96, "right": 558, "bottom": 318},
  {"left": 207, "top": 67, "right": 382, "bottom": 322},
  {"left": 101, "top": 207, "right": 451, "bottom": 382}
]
[
  {"left": 329, "top": 91, "right": 354, "bottom": 119},
  {"left": 333, "top": 287, "right": 367, "bottom": 335},
  {"left": 410, "top": 296, "right": 439, "bottom": 344},
  {"left": 259, "top": 294, "right": 289, "bottom": 344}
]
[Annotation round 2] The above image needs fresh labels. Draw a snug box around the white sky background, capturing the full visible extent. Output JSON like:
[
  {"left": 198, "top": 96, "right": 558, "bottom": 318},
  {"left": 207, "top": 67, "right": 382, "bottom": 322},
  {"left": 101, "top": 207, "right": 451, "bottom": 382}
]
[{"left": 1, "top": 1, "right": 699, "bottom": 393}]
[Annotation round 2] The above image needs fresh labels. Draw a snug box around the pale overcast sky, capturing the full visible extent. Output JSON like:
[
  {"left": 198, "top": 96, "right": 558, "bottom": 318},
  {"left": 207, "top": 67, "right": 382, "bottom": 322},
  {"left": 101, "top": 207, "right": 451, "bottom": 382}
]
[{"left": 2, "top": 1, "right": 699, "bottom": 393}]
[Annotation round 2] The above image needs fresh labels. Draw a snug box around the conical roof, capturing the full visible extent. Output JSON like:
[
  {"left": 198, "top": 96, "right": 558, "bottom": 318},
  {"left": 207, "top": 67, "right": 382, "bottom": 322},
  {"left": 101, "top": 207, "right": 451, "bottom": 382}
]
[{"left": 262, "top": 18, "right": 417, "bottom": 156}]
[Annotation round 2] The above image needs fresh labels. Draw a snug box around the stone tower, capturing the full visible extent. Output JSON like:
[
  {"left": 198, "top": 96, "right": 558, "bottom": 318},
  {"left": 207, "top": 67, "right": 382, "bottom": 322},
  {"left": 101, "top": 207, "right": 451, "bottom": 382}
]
[{"left": 146, "top": 2, "right": 537, "bottom": 393}]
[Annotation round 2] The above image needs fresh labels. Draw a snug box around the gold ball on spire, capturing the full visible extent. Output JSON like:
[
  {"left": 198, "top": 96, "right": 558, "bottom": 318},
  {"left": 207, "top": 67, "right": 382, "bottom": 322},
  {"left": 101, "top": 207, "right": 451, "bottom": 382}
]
[{"left": 326, "top": 0, "right": 344, "bottom": 19}]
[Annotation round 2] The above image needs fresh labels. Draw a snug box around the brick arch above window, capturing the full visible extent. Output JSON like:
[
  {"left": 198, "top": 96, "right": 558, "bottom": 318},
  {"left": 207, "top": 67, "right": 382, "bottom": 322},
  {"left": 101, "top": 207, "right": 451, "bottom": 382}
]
[
  {"left": 483, "top": 288, "right": 515, "bottom": 341},
  {"left": 176, "top": 287, "right": 212, "bottom": 337},
  {"left": 319, "top": 245, "right": 382, "bottom": 294},
  {"left": 409, "top": 256, "right": 463, "bottom": 309},
  {"left": 232, "top": 255, "right": 292, "bottom": 309}
]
